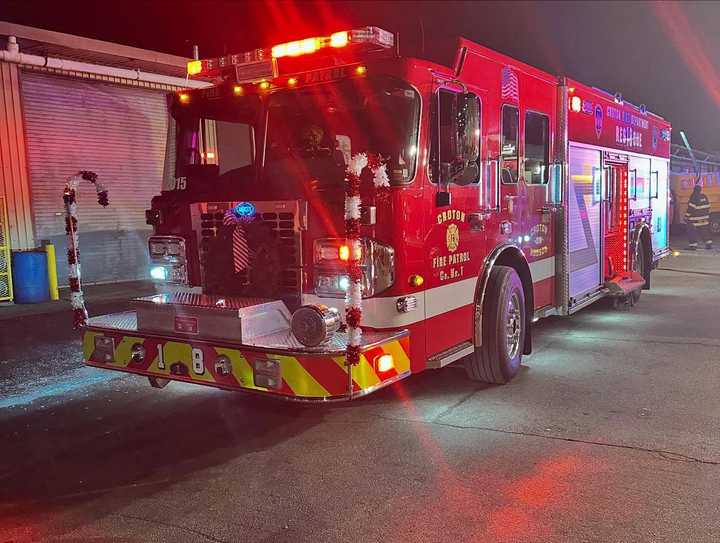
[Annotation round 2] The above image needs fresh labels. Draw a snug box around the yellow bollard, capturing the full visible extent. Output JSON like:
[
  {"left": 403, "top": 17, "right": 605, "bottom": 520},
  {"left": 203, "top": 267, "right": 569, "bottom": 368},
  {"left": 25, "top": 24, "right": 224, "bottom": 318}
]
[{"left": 45, "top": 243, "right": 60, "bottom": 301}]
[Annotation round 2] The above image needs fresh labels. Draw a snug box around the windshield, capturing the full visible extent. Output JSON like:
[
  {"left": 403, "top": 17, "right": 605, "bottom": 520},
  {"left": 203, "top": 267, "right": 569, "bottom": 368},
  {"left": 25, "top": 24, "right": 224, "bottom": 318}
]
[
  {"left": 265, "top": 76, "right": 420, "bottom": 186},
  {"left": 169, "top": 76, "right": 420, "bottom": 192}
]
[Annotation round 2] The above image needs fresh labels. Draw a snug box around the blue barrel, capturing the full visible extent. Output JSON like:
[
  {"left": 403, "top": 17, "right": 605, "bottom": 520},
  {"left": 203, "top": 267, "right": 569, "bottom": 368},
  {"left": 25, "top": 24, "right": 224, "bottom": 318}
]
[{"left": 12, "top": 250, "right": 50, "bottom": 303}]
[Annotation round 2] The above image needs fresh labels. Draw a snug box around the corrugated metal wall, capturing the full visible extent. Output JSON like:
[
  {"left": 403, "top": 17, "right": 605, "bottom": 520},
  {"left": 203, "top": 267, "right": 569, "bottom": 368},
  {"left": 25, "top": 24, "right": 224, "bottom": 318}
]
[
  {"left": 21, "top": 70, "right": 169, "bottom": 284},
  {"left": 0, "top": 61, "right": 34, "bottom": 251}
]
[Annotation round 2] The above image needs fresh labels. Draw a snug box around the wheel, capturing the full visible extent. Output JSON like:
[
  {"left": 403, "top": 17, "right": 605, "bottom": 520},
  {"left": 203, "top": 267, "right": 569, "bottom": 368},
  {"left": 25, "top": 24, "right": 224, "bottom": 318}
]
[
  {"left": 465, "top": 265, "right": 526, "bottom": 384},
  {"left": 630, "top": 237, "right": 647, "bottom": 304}
]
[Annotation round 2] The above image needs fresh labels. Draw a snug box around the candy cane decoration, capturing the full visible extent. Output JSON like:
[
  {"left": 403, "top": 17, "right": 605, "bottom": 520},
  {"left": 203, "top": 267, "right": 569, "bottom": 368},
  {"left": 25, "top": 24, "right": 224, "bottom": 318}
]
[
  {"left": 344, "top": 153, "right": 389, "bottom": 366},
  {"left": 223, "top": 207, "right": 254, "bottom": 272},
  {"left": 63, "top": 171, "right": 108, "bottom": 329}
]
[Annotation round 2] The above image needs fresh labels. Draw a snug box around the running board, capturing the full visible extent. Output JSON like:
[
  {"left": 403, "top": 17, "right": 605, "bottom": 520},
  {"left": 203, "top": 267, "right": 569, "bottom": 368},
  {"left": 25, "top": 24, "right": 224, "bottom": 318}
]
[
  {"left": 604, "top": 272, "right": 645, "bottom": 298},
  {"left": 427, "top": 341, "right": 474, "bottom": 369}
]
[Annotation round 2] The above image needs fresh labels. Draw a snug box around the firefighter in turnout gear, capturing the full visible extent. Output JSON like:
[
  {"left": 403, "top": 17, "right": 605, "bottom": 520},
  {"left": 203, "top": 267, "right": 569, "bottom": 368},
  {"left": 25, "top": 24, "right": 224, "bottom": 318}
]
[{"left": 685, "top": 184, "right": 712, "bottom": 250}]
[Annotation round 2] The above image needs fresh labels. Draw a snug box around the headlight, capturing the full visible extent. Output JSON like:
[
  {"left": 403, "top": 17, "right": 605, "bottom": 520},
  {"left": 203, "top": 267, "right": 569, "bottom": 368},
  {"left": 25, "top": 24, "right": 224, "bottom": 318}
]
[
  {"left": 148, "top": 235, "right": 188, "bottom": 284},
  {"left": 313, "top": 238, "right": 394, "bottom": 298}
]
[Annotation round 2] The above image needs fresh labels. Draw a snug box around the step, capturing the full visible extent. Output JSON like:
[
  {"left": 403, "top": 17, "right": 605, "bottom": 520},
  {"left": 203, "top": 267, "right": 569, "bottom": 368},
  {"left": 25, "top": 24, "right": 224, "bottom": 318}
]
[{"left": 604, "top": 271, "right": 645, "bottom": 298}]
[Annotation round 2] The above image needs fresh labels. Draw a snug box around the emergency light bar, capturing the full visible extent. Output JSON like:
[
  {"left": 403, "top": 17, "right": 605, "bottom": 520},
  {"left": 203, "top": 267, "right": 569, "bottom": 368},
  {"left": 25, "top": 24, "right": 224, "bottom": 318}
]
[{"left": 187, "top": 26, "right": 394, "bottom": 82}]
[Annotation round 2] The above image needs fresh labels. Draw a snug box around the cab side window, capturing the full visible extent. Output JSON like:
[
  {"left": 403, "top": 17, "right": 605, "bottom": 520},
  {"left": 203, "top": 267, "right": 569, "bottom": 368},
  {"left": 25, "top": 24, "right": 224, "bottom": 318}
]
[
  {"left": 501, "top": 105, "right": 519, "bottom": 184},
  {"left": 524, "top": 111, "right": 550, "bottom": 184},
  {"left": 430, "top": 89, "right": 481, "bottom": 184}
]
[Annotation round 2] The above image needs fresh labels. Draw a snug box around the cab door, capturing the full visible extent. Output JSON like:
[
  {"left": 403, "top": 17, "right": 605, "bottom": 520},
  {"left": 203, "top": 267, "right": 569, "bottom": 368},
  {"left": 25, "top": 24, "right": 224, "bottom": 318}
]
[
  {"left": 424, "top": 86, "right": 486, "bottom": 357},
  {"left": 520, "top": 108, "right": 555, "bottom": 308}
]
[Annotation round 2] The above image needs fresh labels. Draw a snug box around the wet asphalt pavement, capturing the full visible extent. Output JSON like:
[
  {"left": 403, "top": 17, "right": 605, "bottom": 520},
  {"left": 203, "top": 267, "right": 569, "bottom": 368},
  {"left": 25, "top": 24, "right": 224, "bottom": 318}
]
[{"left": 1, "top": 255, "right": 720, "bottom": 542}]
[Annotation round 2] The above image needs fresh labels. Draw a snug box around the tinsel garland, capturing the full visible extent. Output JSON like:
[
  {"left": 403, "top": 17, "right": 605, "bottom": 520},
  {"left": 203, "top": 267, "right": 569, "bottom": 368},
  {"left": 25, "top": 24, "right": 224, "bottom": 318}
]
[
  {"left": 63, "top": 170, "right": 108, "bottom": 329},
  {"left": 343, "top": 153, "right": 388, "bottom": 366}
]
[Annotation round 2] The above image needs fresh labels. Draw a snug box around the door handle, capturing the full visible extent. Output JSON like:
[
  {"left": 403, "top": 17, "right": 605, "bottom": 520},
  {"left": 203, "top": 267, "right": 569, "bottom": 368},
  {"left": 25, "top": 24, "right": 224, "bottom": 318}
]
[{"left": 467, "top": 212, "right": 489, "bottom": 230}]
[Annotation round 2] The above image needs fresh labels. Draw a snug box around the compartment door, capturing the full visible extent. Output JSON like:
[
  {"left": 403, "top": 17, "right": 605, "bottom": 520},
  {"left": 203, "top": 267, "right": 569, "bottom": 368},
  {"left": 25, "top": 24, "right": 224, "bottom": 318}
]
[
  {"left": 650, "top": 158, "right": 670, "bottom": 256},
  {"left": 567, "top": 146, "right": 603, "bottom": 299}
]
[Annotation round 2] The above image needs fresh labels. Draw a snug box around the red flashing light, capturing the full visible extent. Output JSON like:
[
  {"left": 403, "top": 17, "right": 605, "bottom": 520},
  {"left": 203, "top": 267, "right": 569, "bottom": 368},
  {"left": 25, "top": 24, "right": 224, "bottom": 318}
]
[
  {"left": 330, "top": 31, "right": 349, "bottom": 48},
  {"left": 187, "top": 26, "right": 392, "bottom": 80},
  {"left": 258, "top": 80, "right": 271, "bottom": 90},
  {"left": 233, "top": 85, "right": 244, "bottom": 96},
  {"left": 355, "top": 65, "right": 367, "bottom": 76},
  {"left": 287, "top": 77, "right": 298, "bottom": 87},
  {"left": 273, "top": 37, "right": 322, "bottom": 58}
]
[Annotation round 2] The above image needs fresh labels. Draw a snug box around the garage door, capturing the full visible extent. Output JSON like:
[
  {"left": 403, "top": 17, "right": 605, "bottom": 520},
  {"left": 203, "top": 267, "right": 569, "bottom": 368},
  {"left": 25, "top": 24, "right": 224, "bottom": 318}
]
[{"left": 21, "top": 71, "right": 169, "bottom": 284}]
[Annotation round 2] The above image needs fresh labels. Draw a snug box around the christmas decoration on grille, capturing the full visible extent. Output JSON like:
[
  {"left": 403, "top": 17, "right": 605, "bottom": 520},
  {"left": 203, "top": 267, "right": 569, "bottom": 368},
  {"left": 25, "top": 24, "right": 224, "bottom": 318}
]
[
  {"left": 62, "top": 171, "right": 108, "bottom": 329},
  {"left": 344, "top": 152, "right": 389, "bottom": 366},
  {"left": 223, "top": 207, "right": 253, "bottom": 273}
]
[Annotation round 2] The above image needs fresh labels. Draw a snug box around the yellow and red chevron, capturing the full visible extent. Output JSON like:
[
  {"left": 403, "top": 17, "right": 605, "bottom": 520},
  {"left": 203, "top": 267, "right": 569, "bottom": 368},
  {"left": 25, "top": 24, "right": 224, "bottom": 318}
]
[{"left": 83, "top": 330, "right": 410, "bottom": 400}]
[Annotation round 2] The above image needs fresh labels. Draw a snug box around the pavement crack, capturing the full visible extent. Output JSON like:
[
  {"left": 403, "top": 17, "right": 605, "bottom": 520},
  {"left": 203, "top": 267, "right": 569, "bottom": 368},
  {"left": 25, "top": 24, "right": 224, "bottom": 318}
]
[
  {"left": 372, "top": 414, "right": 720, "bottom": 466},
  {"left": 113, "top": 513, "right": 228, "bottom": 542},
  {"left": 432, "top": 390, "right": 479, "bottom": 421}
]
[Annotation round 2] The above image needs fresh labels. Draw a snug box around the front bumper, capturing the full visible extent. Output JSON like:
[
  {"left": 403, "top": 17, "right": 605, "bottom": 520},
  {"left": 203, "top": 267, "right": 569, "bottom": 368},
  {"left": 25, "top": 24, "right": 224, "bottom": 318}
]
[{"left": 83, "top": 311, "right": 410, "bottom": 401}]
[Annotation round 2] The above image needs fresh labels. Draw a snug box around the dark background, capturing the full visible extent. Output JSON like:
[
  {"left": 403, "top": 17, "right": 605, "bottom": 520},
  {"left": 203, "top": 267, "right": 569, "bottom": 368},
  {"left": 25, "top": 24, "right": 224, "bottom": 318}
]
[{"left": 4, "top": 0, "right": 720, "bottom": 151}]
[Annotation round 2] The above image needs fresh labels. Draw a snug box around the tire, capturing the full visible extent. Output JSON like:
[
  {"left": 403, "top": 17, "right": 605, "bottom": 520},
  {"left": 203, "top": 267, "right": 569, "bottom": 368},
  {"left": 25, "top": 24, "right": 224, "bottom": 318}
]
[
  {"left": 465, "top": 265, "right": 526, "bottom": 384},
  {"left": 630, "top": 237, "right": 647, "bottom": 304}
]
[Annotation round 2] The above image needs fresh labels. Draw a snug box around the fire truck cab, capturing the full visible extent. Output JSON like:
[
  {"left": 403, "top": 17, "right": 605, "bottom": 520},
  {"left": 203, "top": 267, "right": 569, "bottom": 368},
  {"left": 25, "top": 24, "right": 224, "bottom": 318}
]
[{"left": 83, "top": 27, "right": 671, "bottom": 400}]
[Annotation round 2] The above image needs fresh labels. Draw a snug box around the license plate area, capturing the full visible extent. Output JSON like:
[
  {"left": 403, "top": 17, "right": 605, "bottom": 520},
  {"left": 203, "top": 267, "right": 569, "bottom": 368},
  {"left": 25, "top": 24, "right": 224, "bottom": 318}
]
[{"left": 252, "top": 358, "right": 282, "bottom": 390}]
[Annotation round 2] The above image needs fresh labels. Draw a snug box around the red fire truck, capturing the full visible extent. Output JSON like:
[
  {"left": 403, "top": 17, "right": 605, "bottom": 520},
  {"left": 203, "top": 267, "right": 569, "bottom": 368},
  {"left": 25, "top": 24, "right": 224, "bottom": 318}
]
[{"left": 83, "top": 27, "right": 671, "bottom": 400}]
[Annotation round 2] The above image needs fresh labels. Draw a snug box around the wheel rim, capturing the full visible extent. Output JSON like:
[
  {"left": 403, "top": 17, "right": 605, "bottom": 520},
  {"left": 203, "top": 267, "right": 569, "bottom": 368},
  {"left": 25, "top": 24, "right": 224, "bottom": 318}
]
[{"left": 506, "top": 292, "right": 522, "bottom": 359}]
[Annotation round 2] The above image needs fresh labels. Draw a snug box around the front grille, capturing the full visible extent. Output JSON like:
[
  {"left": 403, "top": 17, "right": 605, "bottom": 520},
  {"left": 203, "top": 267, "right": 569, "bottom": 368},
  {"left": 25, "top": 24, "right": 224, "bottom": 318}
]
[{"left": 193, "top": 201, "right": 303, "bottom": 298}]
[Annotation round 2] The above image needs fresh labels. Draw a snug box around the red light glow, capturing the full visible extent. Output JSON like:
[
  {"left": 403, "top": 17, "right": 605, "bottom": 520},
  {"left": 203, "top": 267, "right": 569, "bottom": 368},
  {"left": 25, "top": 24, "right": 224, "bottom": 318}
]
[{"left": 330, "top": 31, "right": 349, "bottom": 48}]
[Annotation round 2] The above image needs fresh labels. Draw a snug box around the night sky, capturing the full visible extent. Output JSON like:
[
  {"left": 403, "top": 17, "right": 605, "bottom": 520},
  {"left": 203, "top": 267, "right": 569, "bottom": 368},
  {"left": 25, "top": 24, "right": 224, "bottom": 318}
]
[{"left": 4, "top": 0, "right": 720, "bottom": 151}]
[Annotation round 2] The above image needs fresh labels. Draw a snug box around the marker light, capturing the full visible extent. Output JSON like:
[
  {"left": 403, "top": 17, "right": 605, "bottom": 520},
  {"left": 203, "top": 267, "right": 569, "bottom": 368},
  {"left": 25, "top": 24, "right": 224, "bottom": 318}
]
[
  {"left": 150, "top": 266, "right": 168, "bottom": 281},
  {"left": 409, "top": 274, "right": 424, "bottom": 287},
  {"left": 338, "top": 244, "right": 351, "bottom": 261},
  {"left": 376, "top": 353, "right": 395, "bottom": 373},
  {"left": 355, "top": 65, "right": 367, "bottom": 76},
  {"left": 258, "top": 80, "right": 270, "bottom": 90},
  {"left": 233, "top": 201, "right": 256, "bottom": 219},
  {"left": 570, "top": 95, "right": 582, "bottom": 113},
  {"left": 330, "top": 31, "right": 349, "bottom": 48},
  {"left": 187, "top": 60, "right": 202, "bottom": 76},
  {"left": 287, "top": 77, "right": 298, "bottom": 87},
  {"left": 233, "top": 85, "right": 244, "bottom": 96},
  {"left": 178, "top": 92, "right": 191, "bottom": 104}
]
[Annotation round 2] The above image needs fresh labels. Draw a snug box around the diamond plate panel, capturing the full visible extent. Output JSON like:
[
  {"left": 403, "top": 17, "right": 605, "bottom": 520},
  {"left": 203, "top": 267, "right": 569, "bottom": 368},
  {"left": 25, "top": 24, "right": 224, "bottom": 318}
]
[
  {"left": 133, "top": 292, "right": 272, "bottom": 310},
  {"left": 87, "top": 311, "right": 138, "bottom": 331}
]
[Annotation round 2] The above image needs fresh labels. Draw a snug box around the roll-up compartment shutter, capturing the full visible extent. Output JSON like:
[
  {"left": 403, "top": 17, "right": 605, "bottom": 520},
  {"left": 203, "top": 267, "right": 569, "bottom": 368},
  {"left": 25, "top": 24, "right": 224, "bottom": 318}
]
[{"left": 21, "top": 71, "right": 169, "bottom": 284}]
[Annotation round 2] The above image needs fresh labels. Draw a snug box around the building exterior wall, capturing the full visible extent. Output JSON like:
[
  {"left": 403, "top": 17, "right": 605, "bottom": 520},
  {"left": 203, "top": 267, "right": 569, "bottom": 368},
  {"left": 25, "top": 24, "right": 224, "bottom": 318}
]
[
  {"left": 0, "top": 61, "right": 34, "bottom": 250},
  {"left": 21, "top": 70, "right": 171, "bottom": 284}
]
